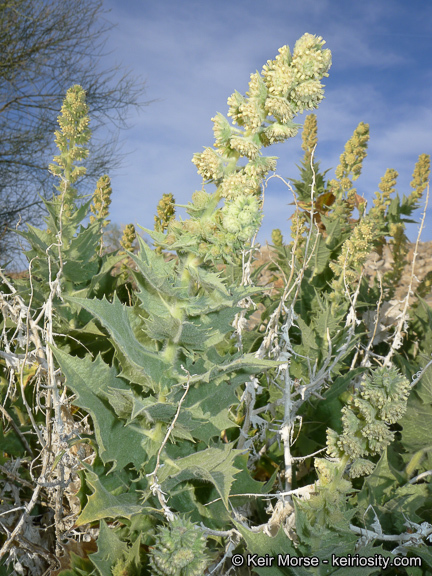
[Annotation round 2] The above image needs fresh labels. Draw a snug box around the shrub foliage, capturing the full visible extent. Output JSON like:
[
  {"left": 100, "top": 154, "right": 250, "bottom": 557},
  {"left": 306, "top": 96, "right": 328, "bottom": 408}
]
[{"left": 1, "top": 34, "right": 432, "bottom": 576}]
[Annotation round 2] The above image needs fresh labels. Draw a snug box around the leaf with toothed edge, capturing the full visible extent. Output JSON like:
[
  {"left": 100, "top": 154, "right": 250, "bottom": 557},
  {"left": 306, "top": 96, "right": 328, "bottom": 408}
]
[
  {"left": 65, "top": 293, "right": 170, "bottom": 386},
  {"left": 52, "top": 347, "right": 148, "bottom": 472}
]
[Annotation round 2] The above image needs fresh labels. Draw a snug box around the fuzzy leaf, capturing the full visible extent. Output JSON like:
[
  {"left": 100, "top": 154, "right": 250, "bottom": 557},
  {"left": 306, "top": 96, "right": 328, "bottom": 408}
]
[
  {"left": 235, "top": 523, "right": 302, "bottom": 576},
  {"left": 144, "top": 312, "right": 182, "bottom": 341},
  {"left": 400, "top": 362, "right": 432, "bottom": 470},
  {"left": 158, "top": 444, "right": 242, "bottom": 508},
  {"left": 64, "top": 222, "right": 100, "bottom": 259},
  {"left": 106, "top": 384, "right": 234, "bottom": 445},
  {"left": 312, "top": 367, "right": 368, "bottom": 435},
  {"left": 313, "top": 299, "right": 344, "bottom": 338},
  {"left": 229, "top": 453, "right": 274, "bottom": 499},
  {"left": 52, "top": 348, "right": 148, "bottom": 471},
  {"left": 297, "top": 316, "right": 319, "bottom": 352},
  {"left": 44, "top": 196, "right": 92, "bottom": 236},
  {"left": 357, "top": 450, "right": 400, "bottom": 513},
  {"left": 134, "top": 281, "right": 175, "bottom": 319},
  {"left": 178, "top": 380, "right": 238, "bottom": 442},
  {"left": 18, "top": 224, "right": 50, "bottom": 253},
  {"left": 131, "top": 235, "right": 180, "bottom": 296},
  {"left": 89, "top": 520, "right": 128, "bottom": 576},
  {"left": 294, "top": 495, "right": 357, "bottom": 555},
  {"left": 76, "top": 251, "right": 125, "bottom": 299},
  {"left": 312, "top": 233, "right": 331, "bottom": 276},
  {"left": 380, "top": 482, "right": 429, "bottom": 529},
  {"left": 66, "top": 294, "right": 170, "bottom": 387},
  {"left": 77, "top": 471, "right": 142, "bottom": 526},
  {"left": 103, "top": 388, "right": 196, "bottom": 447},
  {"left": 184, "top": 262, "right": 229, "bottom": 295},
  {"left": 322, "top": 213, "right": 347, "bottom": 250},
  {"left": 182, "top": 352, "right": 283, "bottom": 386},
  {"left": 62, "top": 258, "right": 99, "bottom": 284}
]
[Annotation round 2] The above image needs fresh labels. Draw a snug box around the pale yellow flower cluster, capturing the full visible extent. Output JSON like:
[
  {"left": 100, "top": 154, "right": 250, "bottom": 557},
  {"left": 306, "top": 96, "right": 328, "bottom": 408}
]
[
  {"left": 377, "top": 168, "right": 398, "bottom": 195},
  {"left": 384, "top": 222, "right": 407, "bottom": 291},
  {"left": 329, "top": 219, "right": 375, "bottom": 296},
  {"left": 271, "top": 228, "right": 284, "bottom": 246},
  {"left": 229, "top": 136, "right": 260, "bottom": 159},
  {"left": 90, "top": 175, "right": 112, "bottom": 224},
  {"left": 51, "top": 85, "right": 91, "bottom": 175},
  {"left": 244, "top": 156, "right": 278, "bottom": 178},
  {"left": 219, "top": 169, "right": 261, "bottom": 200},
  {"left": 262, "top": 121, "right": 300, "bottom": 145},
  {"left": 289, "top": 211, "right": 308, "bottom": 259},
  {"left": 226, "top": 90, "right": 246, "bottom": 126},
  {"left": 370, "top": 169, "right": 398, "bottom": 221},
  {"left": 291, "top": 34, "right": 332, "bottom": 82},
  {"left": 120, "top": 223, "right": 136, "bottom": 252},
  {"left": 154, "top": 193, "right": 176, "bottom": 233},
  {"left": 409, "top": 153, "right": 430, "bottom": 205},
  {"left": 192, "top": 148, "right": 224, "bottom": 181},
  {"left": 56, "top": 88, "right": 90, "bottom": 144},
  {"left": 48, "top": 85, "right": 92, "bottom": 216},
  {"left": 191, "top": 190, "right": 212, "bottom": 210},
  {"left": 332, "top": 122, "right": 369, "bottom": 188},
  {"left": 319, "top": 122, "right": 370, "bottom": 235},
  {"left": 383, "top": 155, "right": 430, "bottom": 290},
  {"left": 262, "top": 45, "right": 296, "bottom": 99},
  {"left": 261, "top": 35, "right": 331, "bottom": 116},
  {"left": 222, "top": 194, "right": 262, "bottom": 241},
  {"left": 328, "top": 122, "right": 369, "bottom": 200},
  {"left": 241, "top": 72, "right": 267, "bottom": 131},
  {"left": 301, "top": 113, "right": 318, "bottom": 164},
  {"left": 193, "top": 33, "right": 331, "bottom": 189},
  {"left": 187, "top": 35, "right": 331, "bottom": 259},
  {"left": 291, "top": 80, "right": 324, "bottom": 111},
  {"left": 264, "top": 97, "right": 294, "bottom": 124},
  {"left": 211, "top": 113, "right": 232, "bottom": 149}
]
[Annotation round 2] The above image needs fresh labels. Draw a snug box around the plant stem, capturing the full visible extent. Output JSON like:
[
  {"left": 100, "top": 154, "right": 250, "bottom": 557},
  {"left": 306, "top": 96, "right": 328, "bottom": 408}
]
[{"left": 281, "top": 366, "right": 294, "bottom": 491}]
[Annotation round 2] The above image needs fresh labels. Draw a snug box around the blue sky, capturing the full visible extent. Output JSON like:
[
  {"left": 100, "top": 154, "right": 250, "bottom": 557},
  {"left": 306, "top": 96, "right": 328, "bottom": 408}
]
[{"left": 100, "top": 0, "right": 432, "bottom": 245}]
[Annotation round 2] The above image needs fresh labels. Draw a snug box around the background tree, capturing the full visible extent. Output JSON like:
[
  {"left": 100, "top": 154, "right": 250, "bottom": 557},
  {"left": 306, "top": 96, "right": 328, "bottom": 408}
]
[{"left": 0, "top": 0, "right": 151, "bottom": 266}]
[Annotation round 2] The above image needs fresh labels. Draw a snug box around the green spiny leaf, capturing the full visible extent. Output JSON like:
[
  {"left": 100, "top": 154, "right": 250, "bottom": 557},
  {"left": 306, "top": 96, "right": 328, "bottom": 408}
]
[
  {"left": 235, "top": 523, "right": 302, "bottom": 576},
  {"left": 66, "top": 294, "right": 170, "bottom": 387},
  {"left": 77, "top": 470, "right": 142, "bottom": 526},
  {"left": 89, "top": 520, "right": 129, "bottom": 576},
  {"left": 131, "top": 235, "right": 180, "bottom": 296},
  {"left": 52, "top": 348, "right": 148, "bottom": 471},
  {"left": 158, "top": 444, "right": 242, "bottom": 508}
]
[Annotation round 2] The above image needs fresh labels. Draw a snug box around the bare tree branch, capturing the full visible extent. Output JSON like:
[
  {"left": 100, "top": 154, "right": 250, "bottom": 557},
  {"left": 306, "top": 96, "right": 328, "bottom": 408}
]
[{"left": 0, "top": 0, "right": 154, "bottom": 265}]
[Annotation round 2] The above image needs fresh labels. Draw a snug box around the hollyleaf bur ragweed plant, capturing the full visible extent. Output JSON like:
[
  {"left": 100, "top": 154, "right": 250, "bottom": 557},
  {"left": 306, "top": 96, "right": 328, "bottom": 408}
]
[
  {"left": 249, "top": 109, "right": 432, "bottom": 569},
  {"left": 149, "top": 33, "right": 331, "bottom": 263},
  {"left": 0, "top": 85, "right": 138, "bottom": 575},
  {"left": 1, "top": 34, "right": 432, "bottom": 576}
]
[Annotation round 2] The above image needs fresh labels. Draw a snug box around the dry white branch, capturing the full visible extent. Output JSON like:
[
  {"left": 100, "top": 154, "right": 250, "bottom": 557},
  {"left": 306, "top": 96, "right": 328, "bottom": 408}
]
[
  {"left": 0, "top": 194, "right": 89, "bottom": 564},
  {"left": 409, "top": 469, "right": 432, "bottom": 484},
  {"left": 351, "top": 518, "right": 432, "bottom": 548},
  {"left": 146, "top": 366, "right": 191, "bottom": 521}
]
